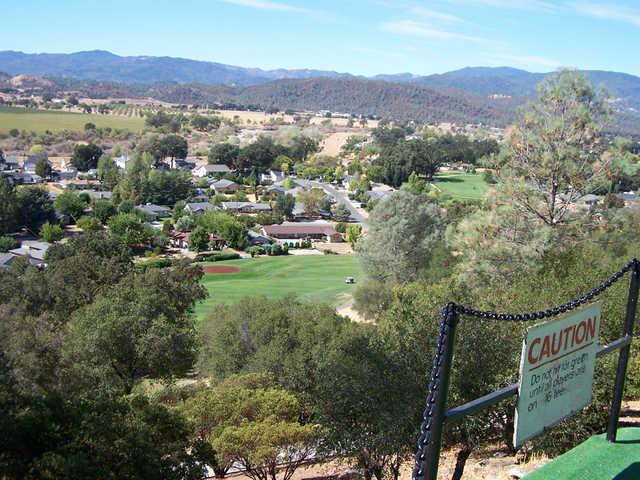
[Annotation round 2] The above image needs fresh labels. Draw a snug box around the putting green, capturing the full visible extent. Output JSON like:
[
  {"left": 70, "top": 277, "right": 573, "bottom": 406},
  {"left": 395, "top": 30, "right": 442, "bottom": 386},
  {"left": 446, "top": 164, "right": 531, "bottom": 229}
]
[{"left": 524, "top": 427, "right": 640, "bottom": 480}]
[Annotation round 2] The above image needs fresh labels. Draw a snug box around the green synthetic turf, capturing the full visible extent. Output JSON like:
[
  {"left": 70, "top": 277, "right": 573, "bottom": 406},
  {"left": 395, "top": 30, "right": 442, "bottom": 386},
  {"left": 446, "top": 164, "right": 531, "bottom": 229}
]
[
  {"left": 524, "top": 428, "right": 640, "bottom": 480},
  {"left": 194, "top": 255, "right": 363, "bottom": 323},
  {"left": 431, "top": 172, "right": 489, "bottom": 200}
]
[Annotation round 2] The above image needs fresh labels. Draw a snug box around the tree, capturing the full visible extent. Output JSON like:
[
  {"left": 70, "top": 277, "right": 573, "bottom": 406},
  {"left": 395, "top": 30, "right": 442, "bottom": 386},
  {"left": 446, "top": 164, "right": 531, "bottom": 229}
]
[
  {"left": 332, "top": 203, "right": 351, "bottom": 222},
  {"left": 198, "top": 211, "right": 248, "bottom": 250},
  {"left": 345, "top": 223, "right": 362, "bottom": 247},
  {"left": 189, "top": 226, "right": 209, "bottom": 252},
  {"left": 209, "top": 143, "right": 240, "bottom": 166},
  {"left": 495, "top": 70, "right": 612, "bottom": 227},
  {"left": 71, "top": 143, "right": 103, "bottom": 171},
  {"left": 238, "top": 136, "right": 286, "bottom": 171},
  {"left": 297, "top": 188, "right": 329, "bottom": 216},
  {"left": 181, "top": 380, "right": 317, "bottom": 480},
  {"left": 93, "top": 200, "right": 118, "bottom": 224},
  {"left": 97, "top": 154, "right": 120, "bottom": 189},
  {"left": 145, "top": 134, "right": 188, "bottom": 163},
  {"left": 16, "top": 187, "right": 56, "bottom": 233},
  {"left": 288, "top": 135, "right": 319, "bottom": 162},
  {"left": 369, "top": 139, "right": 443, "bottom": 187},
  {"left": 65, "top": 262, "right": 206, "bottom": 394},
  {"left": 34, "top": 157, "right": 51, "bottom": 179},
  {"left": 40, "top": 222, "right": 63, "bottom": 242},
  {"left": 355, "top": 191, "right": 443, "bottom": 282},
  {"left": 0, "top": 393, "right": 211, "bottom": 480},
  {"left": 107, "top": 213, "right": 151, "bottom": 248},
  {"left": 54, "top": 191, "right": 86, "bottom": 222},
  {"left": 0, "top": 174, "right": 19, "bottom": 234},
  {"left": 77, "top": 216, "right": 103, "bottom": 232},
  {"left": 275, "top": 193, "right": 295, "bottom": 219}
]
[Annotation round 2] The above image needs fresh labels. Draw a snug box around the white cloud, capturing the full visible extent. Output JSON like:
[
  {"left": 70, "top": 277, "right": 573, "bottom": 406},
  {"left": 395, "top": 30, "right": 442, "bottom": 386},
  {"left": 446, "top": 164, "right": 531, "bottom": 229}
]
[
  {"left": 409, "top": 7, "right": 464, "bottom": 23},
  {"left": 219, "top": 0, "right": 312, "bottom": 14},
  {"left": 380, "top": 19, "right": 487, "bottom": 42},
  {"left": 482, "top": 53, "right": 562, "bottom": 70},
  {"left": 572, "top": 3, "right": 640, "bottom": 27},
  {"left": 441, "top": 0, "right": 560, "bottom": 13}
]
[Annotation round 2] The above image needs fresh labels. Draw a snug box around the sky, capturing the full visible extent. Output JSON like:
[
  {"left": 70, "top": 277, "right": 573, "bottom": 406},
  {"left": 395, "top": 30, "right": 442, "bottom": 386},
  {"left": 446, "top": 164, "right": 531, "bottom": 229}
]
[{"left": 2, "top": 0, "right": 640, "bottom": 76}]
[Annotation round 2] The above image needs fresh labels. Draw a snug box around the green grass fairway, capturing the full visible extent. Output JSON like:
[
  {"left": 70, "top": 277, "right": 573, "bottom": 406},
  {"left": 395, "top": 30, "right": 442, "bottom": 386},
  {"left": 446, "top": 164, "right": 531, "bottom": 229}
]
[
  {"left": 432, "top": 172, "right": 489, "bottom": 200},
  {"left": 0, "top": 107, "right": 144, "bottom": 133},
  {"left": 524, "top": 428, "right": 640, "bottom": 480},
  {"left": 195, "top": 255, "right": 363, "bottom": 322}
]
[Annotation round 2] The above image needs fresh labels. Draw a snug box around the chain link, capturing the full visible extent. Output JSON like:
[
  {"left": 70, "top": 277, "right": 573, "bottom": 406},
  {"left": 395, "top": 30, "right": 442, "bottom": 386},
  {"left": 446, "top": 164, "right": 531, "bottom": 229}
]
[
  {"left": 412, "top": 258, "right": 638, "bottom": 480},
  {"left": 456, "top": 258, "right": 638, "bottom": 321}
]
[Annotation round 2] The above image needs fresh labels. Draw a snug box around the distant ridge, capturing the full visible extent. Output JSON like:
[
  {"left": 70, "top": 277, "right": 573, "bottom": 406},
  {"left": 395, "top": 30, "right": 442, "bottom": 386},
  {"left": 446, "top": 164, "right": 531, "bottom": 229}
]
[{"left": 1, "top": 50, "right": 639, "bottom": 135}]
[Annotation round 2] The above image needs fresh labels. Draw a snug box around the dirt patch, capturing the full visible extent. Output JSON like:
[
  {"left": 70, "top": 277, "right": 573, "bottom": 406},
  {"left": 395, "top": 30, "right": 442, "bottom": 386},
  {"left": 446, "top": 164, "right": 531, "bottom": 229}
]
[{"left": 203, "top": 265, "right": 240, "bottom": 274}]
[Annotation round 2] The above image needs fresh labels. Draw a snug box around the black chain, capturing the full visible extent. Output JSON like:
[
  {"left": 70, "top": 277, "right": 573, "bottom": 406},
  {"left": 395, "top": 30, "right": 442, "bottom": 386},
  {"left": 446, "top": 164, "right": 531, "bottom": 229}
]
[
  {"left": 412, "top": 258, "right": 638, "bottom": 480},
  {"left": 413, "top": 302, "right": 456, "bottom": 480},
  {"left": 456, "top": 258, "right": 638, "bottom": 321}
]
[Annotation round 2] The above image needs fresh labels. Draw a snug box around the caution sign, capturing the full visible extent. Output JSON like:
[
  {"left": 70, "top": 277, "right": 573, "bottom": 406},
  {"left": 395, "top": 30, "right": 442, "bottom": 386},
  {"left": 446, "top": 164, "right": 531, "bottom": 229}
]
[{"left": 513, "top": 302, "right": 601, "bottom": 447}]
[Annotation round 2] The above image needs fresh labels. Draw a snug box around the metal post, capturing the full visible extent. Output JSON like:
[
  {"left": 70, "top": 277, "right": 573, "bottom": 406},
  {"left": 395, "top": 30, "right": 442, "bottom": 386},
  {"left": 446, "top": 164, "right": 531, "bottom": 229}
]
[
  {"left": 413, "top": 302, "right": 459, "bottom": 480},
  {"left": 606, "top": 260, "right": 639, "bottom": 442}
]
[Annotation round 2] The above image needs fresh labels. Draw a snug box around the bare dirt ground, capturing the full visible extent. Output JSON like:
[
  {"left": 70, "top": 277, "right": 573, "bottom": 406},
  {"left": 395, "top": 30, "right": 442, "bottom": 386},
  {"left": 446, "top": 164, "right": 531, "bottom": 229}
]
[
  {"left": 315, "top": 242, "right": 353, "bottom": 255},
  {"left": 319, "top": 131, "right": 354, "bottom": 156}
]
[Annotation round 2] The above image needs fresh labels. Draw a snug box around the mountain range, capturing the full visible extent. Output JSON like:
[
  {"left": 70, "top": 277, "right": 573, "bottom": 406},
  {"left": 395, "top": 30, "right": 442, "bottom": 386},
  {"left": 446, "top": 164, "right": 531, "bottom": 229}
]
[{"left": 1, "top": 50, "right": 639, "bottom": 134}]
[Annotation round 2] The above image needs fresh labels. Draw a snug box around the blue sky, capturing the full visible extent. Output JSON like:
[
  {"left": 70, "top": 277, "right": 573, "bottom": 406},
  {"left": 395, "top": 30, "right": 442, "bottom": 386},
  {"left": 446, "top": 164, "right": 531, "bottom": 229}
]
[{"left": 2, "top": 0, "right": 639, "bottom": 76}]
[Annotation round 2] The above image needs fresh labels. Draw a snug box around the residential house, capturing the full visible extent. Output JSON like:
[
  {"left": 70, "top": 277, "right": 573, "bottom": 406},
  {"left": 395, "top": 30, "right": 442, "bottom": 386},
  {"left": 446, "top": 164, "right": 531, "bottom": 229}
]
[
  {"left": 78, "top": 190, "right": 113, "bottom": 201},
  {"left": 192, "top": 164, "right": 231, "bottom": 178},
  {"left": 260, "top": 170, "right": 286, "bottom": 183},
  {"left": 211, "top": 179, "right": 240, "bottom": 195},
  {"left": 247, "top": 230, "right": 272, "bottom": 247},
  {"left": 221, "top": 202, "right": 271, "bottom": 214},
  {"left": 115, "top": 154, "right": 132, "bottom": 170},
  {"left": 0, "top": 253, "right": 16, "bottom": 269},
  {"left": 170, "top": 158, "right": 196, "bottom": 170},
  {"left": 6, "top": 172, "right": 42, "bottom": 184},
  {"left": 184, "top": 202, "right": 215, "bottom": 215},
  {"left": 170, "top": 231, "right": 225, "bottom": 250},
  {"left": 135, "top": 203, "right": 172, "bottom": 221},
  {"left": 9, "top": 240, "right": 51, "bottom": 267},
  {"left": 24, "top": 153, "right": 49, "bottom": 174},
  {"left": 576, "top": 194, "right": 601, "bottom": 207},
  {"left": 1, "top": 156, "right": 20, "bottom": 171},
  {"left": 615, "top": 191, "right": 638, "bottom": 205},
  {"left": 262, "top": 223, "right": 342, "bottom": 243}
]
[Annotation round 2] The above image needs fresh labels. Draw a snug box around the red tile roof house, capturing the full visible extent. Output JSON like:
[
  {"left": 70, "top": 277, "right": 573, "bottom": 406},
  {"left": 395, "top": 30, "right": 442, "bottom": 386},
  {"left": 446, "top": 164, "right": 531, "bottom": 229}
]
[
  {"left": 170, "top": 231, "right": 225, "bottom": 251},
  {"left": 262, "top": 224, "right": 342, "bottom": 243}
]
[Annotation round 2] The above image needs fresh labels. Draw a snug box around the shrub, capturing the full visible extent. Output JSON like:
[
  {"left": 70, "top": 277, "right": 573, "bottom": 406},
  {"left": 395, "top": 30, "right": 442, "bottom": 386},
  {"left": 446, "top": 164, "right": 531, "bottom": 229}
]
[
  {"left": 0, "top": 236, "right": 17, "bottom": 252},
  {"left": 194, "top": 252, "right": 240, "bottom": 262},
  {"left": 40, "top": 222, "right": 64, "bottom": 242}
]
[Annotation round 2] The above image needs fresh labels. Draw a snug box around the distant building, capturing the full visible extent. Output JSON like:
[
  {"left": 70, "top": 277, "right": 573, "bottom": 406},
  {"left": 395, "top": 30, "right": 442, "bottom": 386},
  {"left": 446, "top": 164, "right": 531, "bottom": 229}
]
[
  {"left": 221, "top": 201, "right": 271, "bottom": 214},
  {"left": 170, "top": 158, "right": 196, "bottom": 170},
  {"left": 263, "top": 223, "right": 342, "bottom": 243},
  {"left": 135, "top": 203, "right": 172, "bottom": 221},
  {"left": 9, "top": 240, "right": 51, "bottom": 267},
  {"left": 170, "top": 231, "right": 225, "bottom": 250},
  {"left": 115, "top": 155, "right": 132, "bottom": 170},
  {"left": 184, "top": 202, "right": 215, "bottom": 215},
  {"left": 24, "top": 153, "right": 49, "bottom": 174},
  {"left": 260, "top": 170, "right": 286, "bottom": 183},
  {"left": 192, "top": 164, "right": 231, "bottom": 177},
  {"left": 0, "top": 253, "right": 16, "bottom": 269},
  {"left": 210, "top": 179, "right": 240, "bottom": 194}
]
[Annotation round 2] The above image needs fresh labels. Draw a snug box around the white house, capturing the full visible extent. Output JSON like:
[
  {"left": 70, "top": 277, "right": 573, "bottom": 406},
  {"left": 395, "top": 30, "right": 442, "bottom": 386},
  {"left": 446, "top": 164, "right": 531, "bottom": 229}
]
[{"left": 192, "top": 164, "right": 231, "bottom": 177}]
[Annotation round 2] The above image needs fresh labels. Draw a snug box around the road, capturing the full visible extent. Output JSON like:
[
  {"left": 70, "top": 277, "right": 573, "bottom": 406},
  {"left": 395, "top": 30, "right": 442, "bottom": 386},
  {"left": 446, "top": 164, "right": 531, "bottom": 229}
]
[{"left": 313, "top": 182, "right": 369, "bottom": 227}]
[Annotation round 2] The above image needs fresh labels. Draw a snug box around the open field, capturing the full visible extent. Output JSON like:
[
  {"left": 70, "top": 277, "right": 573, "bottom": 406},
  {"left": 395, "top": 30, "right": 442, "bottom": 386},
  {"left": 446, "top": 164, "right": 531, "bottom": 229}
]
[
  {"left": 194, "top": 255, "right": 363, "bottom": 322},
  {"left": 0, "top": 107, "right": 145, "bottom": 133},
  {"left": 431, "top": 172, "right": 490, "bottom": 201}
]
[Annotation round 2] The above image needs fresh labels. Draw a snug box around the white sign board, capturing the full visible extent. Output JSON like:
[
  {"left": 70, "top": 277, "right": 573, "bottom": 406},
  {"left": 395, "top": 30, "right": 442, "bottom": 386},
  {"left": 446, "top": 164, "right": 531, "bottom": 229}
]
[{"left": 513, "top": 302, "right": 601, "bottom": 447}]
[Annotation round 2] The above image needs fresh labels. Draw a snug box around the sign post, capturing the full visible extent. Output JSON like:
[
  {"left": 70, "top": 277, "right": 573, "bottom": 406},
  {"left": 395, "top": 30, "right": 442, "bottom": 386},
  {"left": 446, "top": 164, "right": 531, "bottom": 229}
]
[{"left": 514, "top": 302, "right": 602, "bottom": 447}]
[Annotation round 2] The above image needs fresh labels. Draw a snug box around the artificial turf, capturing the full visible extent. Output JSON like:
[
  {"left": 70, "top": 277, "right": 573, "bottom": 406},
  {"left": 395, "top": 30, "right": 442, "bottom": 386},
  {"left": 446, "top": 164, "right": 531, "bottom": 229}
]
[
  {"left": 194, "top": 255, "right": 363, "bottom": 322},
  {"left": 524, "top": 427, "right": 640, "bottom": 480}
]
